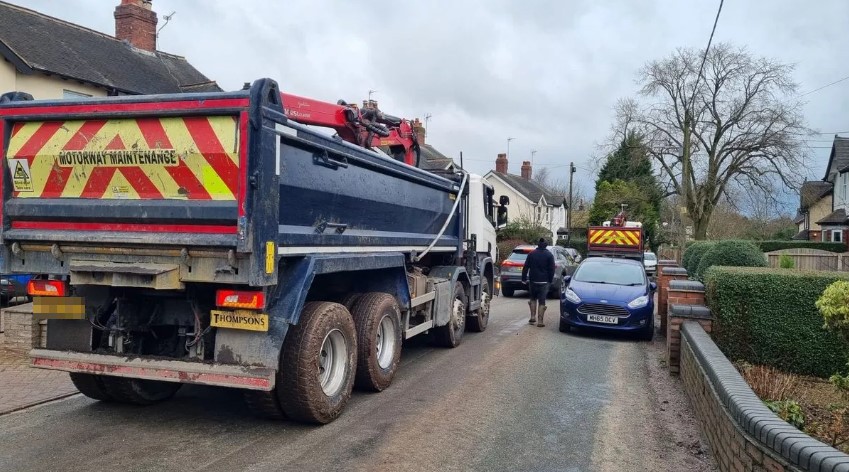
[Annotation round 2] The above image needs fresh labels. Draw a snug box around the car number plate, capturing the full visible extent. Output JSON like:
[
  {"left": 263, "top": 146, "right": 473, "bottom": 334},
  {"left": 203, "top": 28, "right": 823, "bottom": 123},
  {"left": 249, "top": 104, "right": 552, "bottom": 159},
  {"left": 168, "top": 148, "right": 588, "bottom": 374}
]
[{"left": 587, "top": 314, "right": 618, "bottom": 324}]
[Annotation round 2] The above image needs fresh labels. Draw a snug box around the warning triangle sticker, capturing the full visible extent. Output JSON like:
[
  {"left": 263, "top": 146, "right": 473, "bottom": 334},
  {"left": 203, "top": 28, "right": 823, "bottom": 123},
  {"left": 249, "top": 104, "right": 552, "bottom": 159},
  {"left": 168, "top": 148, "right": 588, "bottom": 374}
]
[{"left": 9, "top": 159, "right": 33, "bottom": 192}]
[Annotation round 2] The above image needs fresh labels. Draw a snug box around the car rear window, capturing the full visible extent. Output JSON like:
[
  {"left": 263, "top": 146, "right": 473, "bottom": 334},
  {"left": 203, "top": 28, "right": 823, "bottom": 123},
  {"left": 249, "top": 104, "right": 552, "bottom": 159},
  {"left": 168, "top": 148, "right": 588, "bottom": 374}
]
[{"left": 506, "top": 252, "right": 529, "bottom": 263}]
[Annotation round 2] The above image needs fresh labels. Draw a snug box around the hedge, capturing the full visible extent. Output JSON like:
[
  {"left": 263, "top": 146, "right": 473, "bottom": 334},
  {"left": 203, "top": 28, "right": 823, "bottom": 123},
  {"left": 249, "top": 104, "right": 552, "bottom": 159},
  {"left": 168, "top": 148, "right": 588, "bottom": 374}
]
[
  {"left": 682, "top": 241, "right": 716, "bottom": 275},
  {"left": 695, "top": 240, "right": 766, "bottom": 281},
  {"left": 757, "top": 240, "right": 846, "bottom": 253},
  {"left": 705, "top": 266, "right": 849, "bottom": 378}
]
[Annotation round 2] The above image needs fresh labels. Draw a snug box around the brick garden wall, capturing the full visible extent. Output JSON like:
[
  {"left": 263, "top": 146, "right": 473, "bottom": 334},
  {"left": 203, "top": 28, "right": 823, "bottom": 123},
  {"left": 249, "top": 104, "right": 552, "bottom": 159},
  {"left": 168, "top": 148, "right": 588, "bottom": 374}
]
[
  {"left": 680, "top": 321, "right": 849, "bottom": 471},
  {"left": 1, "top": 303, "right": 44, "bottom": 352}
]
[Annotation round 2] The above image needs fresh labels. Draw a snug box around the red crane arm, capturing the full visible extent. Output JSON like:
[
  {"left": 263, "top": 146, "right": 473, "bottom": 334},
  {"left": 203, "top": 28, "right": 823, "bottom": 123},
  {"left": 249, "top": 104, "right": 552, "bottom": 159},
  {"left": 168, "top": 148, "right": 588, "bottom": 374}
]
[{"left": 280, "top": 92, "right": 420, "bottom": 167}]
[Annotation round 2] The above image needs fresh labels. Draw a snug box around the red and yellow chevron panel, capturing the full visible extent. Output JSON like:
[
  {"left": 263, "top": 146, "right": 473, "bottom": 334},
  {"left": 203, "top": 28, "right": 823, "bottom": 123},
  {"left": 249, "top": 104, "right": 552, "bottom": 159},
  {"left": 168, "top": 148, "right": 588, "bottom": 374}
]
[
  {"left": 588, "top": 228, "right": 642, "bottom": 247},
  {"left": 5, "top": 116, "right": 240, "bottom": 200}
]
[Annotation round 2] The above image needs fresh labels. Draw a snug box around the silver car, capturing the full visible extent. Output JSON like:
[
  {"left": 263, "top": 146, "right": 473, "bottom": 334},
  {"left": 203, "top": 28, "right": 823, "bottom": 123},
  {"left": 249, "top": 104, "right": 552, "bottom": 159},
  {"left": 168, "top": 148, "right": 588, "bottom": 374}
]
[{"left": 643, "top": 251, "right": 657, "bottom": 276}]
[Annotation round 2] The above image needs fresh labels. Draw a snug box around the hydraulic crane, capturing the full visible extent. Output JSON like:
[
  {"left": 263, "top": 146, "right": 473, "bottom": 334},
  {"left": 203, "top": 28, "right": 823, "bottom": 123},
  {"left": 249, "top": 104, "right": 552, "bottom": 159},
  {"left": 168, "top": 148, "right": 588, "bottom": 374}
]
[{"left": 280, "top": 93, "right": 421, "bottom": 167}]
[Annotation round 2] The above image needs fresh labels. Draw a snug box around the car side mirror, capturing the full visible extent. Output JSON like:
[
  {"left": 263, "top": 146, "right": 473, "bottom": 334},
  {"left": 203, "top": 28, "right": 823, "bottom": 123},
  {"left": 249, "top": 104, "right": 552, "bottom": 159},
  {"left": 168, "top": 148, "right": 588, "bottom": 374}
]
[
  {"left": 563, "top": 275, "right": 572, "bottom": 285},
  {"left": 650, "top": 282, "right": 657, "bottom": 292}
]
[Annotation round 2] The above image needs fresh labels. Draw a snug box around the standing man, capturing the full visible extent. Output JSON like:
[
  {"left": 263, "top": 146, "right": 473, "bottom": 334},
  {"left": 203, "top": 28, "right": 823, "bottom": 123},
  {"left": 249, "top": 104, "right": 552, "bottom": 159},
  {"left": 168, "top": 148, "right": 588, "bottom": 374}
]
[{"left": 521, "top": 238, "right": 555, "bottom": 327}]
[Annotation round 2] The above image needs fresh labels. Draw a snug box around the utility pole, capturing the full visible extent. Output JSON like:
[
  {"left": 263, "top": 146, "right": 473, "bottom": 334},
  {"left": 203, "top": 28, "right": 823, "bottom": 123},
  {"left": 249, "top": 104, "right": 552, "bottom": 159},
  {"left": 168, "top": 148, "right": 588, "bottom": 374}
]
[{"left": 567, "top": 162, "right": 576, "bottom": 244}]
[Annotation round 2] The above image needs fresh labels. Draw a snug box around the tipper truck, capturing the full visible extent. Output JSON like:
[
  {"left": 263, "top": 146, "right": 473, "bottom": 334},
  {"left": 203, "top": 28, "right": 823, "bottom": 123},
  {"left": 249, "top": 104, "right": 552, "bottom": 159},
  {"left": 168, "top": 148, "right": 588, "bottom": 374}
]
[
  {"left": 586, "top": 210, "right": 644, "bottom": 262},
  {"left": 0, "top": 78, "right": 505, "bottom": 424}
]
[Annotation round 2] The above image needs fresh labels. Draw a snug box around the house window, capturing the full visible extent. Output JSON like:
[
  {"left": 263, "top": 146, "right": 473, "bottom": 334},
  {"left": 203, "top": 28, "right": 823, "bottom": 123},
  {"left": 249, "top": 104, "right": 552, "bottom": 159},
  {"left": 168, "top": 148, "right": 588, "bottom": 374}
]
[
  {"left": 832, "top": 230, "right": 843, "bottom": 243},
  {"left": 63, "top": 89, "right": 92, "bottom": 99}
]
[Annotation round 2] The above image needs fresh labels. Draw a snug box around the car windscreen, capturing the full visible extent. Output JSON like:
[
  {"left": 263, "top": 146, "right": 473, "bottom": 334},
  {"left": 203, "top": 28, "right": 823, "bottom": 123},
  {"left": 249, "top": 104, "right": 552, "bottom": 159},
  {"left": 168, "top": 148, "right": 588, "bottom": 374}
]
[
  {"left": 644, "top": 253, "right": 657, "bottom": 261},
  {"left": 573, "top": 261, "right": 645, "bottom": 286}
]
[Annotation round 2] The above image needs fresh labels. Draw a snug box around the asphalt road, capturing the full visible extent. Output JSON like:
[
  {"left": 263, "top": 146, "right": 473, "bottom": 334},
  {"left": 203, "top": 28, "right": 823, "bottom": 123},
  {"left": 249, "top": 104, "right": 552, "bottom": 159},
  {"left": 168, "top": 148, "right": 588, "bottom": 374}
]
[{"left": 0, "top": 295, "right": 715, "bottom": 472}]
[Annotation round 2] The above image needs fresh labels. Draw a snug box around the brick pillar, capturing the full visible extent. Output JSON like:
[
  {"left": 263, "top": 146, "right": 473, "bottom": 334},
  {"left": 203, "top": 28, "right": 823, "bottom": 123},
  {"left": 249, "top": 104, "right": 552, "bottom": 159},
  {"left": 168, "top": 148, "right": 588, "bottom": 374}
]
[
  {"left": 1, "top": 303, "right": 37, "bottom": 352},
  {"left": 667, "top": 280, "right": 706, "bottom": 307},
  {"left": 658, "top": 266, "right": 688, "bottom": 335},
  {"left": 667, "top": 305, "right": 712, "bottom": 374}
]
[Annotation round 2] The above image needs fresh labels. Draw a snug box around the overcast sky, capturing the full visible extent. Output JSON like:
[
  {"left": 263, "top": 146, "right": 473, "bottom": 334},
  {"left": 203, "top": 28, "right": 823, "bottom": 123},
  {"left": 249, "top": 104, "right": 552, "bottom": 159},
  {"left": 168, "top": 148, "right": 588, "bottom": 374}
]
[{"left": 14, "top": 0, "right": 849, "bottom": 208}]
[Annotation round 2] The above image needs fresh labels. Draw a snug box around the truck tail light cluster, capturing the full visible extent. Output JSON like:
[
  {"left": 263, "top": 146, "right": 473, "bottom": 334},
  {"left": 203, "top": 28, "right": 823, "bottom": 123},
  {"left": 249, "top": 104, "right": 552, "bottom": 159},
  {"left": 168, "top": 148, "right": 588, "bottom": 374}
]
[
  {"left": 215, "top": 290, "right": 265, "bottom": 309},
  {"left": 27, "top": 280, "right": 67, "bottom": 297}
]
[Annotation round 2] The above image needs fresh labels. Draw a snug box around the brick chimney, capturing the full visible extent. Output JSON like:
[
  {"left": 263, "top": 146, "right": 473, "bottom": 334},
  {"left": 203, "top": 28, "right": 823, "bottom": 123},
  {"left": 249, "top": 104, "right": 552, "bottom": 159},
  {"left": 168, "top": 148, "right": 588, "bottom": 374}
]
[
  {"left": 495, "top": 153, "right": 508, "bottom": 173},
  {"left": 412, "top": 118, "right": 425, "bottom": 145},
  {"left": 521, "top": 160, "right": 532, "bottom": 180},
  {"left": 115, "top": 0, "right": 158, "bottom": 52}
]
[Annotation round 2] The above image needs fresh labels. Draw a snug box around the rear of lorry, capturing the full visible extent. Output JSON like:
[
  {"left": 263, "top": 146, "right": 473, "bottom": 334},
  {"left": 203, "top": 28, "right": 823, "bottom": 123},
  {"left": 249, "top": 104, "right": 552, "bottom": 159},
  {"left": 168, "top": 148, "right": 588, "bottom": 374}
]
[
  {"left": 0, "top": 79, "right": 475, "bottom": 423},
  {"left": 586, "top": 226, "right": 644, "bottom": 262},
  {"left": 0, "top": 86, "right": 283, "bottom": 394}
]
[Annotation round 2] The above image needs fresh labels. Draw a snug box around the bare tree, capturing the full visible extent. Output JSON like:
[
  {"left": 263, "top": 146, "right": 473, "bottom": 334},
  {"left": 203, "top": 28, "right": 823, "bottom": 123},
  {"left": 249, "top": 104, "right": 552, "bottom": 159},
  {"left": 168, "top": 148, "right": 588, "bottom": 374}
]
[{"left": 614, "top": 43, "right": 810, "bottom": 239}]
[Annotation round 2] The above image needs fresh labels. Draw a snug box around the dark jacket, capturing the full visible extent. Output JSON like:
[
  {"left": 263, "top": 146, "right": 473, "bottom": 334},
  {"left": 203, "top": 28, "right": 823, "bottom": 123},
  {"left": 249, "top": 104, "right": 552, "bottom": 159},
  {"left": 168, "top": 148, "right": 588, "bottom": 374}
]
[{"left": 522, "top": 247, "right": 555, "bottom": 284}]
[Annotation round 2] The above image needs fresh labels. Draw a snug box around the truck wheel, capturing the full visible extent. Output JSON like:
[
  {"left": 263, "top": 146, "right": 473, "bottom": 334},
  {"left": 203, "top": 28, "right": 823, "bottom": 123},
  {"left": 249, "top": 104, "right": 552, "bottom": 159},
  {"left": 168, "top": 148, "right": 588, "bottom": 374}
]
[
  {"left": 338, "top": 292, "right": 362, "bottom": 311},
  {"left": 502, "top": 287, "right": 514, "bottom": 298},
  {"left": 434, "top": 283, "right": 467, "bottom": 348},
  {"left": 467, "top": 278, "right": 490, "bottom": 332},
  {"left": 101, "top": 377, "right": 181, "bottom": 405},
  {"left": 69, "top": 373, "right": 114, "bottom": 401},
  {"left": 278, "top": 302, "right": 357, "bottom": 424},
  {"left": 351, "top": 293, "right": 402, "bottom": 392}
]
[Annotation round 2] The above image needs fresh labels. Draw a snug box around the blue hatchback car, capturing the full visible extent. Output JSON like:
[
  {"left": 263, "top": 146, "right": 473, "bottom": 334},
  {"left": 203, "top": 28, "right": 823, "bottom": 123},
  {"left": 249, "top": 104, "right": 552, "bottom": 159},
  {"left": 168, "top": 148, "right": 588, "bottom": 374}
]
[{"left": 559, "top": 257, "right": 656, "bottom": 340}]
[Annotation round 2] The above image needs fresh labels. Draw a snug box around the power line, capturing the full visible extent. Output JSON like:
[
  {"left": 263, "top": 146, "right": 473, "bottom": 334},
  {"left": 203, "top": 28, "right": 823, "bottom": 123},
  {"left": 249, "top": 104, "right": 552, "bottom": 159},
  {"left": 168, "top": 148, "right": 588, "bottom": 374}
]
[
  {"left": 689, "top": 0, "right": 724, "bottom": 105},
  {"left": 800, "top": 75, "right": 849, "bottom": 97}
]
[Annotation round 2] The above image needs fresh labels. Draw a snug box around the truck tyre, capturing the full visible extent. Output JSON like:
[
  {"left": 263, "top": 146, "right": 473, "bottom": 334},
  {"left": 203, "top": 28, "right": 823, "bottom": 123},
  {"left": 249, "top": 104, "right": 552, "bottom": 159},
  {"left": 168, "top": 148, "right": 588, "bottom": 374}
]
[
  {"left": 350, "top": 292, "right": 402, "bottom": 392},
  {"left": 434, "top": 283, "right": 467, "bottom": 348},
  {"left": 101, "top": 377, "right": 181, "bottom": 405},
  {"left": 467, "top": 278, "right": 490, "bottom": 332},
  {"left": 278, "top": 302, "right": 357, "bottom": 424},
  {"left": 69, "top": 373, "right": 114, "bottom": 402},
  {"left": 502, "top": 287, "right": 515, "bottom": 298},
  {"left": 338, "top": 292, "right": 362, "bottom": 311}
]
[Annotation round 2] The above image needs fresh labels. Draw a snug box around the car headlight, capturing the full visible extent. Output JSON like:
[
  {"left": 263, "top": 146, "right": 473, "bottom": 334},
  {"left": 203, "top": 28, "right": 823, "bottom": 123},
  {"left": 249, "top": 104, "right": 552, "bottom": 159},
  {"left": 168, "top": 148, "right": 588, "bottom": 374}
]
[
  {"left": 563, "top": 288, "right": 581, "bottom": 304},
  {"left": 627, "top": 295, "right": 649, "bottom": 309}
]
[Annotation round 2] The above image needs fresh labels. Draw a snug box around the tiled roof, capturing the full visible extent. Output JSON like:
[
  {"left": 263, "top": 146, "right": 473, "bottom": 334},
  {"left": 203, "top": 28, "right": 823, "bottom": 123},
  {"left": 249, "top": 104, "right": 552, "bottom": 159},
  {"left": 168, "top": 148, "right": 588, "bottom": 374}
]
[
  {"left": 791, "top": 230, "right": 809, "bottom": 240},
  {"left": 799, "top": 181, "right": 832, "bottom": 209},
  {"left": 817, "top": 208, "right": 847, "bottom": 225},
  {"left": 492, "top": 172, "right": 565, "bottom": 207},
  {"left": 0, "top": 1, "right": 220, "bottom": 95},
  {"left": 824, "top": 136, "right": 849, "bottom": 180}
]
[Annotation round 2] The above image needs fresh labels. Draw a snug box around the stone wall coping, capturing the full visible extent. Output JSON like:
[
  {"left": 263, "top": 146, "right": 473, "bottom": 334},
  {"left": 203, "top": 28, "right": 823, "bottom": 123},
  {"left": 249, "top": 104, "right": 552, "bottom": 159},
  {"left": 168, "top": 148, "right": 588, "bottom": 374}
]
[
  {"left": 681, "top": 321, "right": 849, "bottom": 471},
  {"left": 661, "top": 267, "right": 689, "bottom": 276},
  {"left": 669, "top": 305, "right": 712, "bottom": 319},
  {"left": 668, "top": 280, "right": 705, "bottom": 292},
  {"left": 658, "top": 259, "right": 679, "bottom": 266}
]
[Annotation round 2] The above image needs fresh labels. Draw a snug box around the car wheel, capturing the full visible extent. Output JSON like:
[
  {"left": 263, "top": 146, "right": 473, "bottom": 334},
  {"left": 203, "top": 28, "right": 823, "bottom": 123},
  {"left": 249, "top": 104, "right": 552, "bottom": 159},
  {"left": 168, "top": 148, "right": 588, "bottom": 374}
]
[
  {"left": 559, "top": 319, "right": 571, "bottom": 333},
  {"left": 640, "top": 318, "right": 655, "bottom": 341},
  {"left": 502, "top": 287, "right": 515, "bottom": 298}
]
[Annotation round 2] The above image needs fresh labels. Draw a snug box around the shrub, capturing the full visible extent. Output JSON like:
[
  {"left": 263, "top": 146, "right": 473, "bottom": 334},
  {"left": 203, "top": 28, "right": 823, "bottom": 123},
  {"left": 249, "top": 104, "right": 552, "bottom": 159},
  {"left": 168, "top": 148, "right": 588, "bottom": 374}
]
[
  {"left": 497, "top": 219, "right": 550, "bottom": 243},
  {"left": 737, "top": 362, "right": 796, "bottom": 401},
  {"left": 817, "top": 281, "right": 849, "bottom": 341},
  {"left": 682, "top": 241, "right": 716, "bottom": 276},
  {"left": 758, "top": 240, "right": 846, "bottom": 253},
  {"left": 705, "top": 267, "right": 849, "bottom": 378},
  {"left": 779, "top": 254, "right": 795, "bottom": 269},
  {"left": 765, "top": 400, "right": 805, "bottom": 430},
  {"left": 695, "top": 240, "right": 766, "bottom": 281}
]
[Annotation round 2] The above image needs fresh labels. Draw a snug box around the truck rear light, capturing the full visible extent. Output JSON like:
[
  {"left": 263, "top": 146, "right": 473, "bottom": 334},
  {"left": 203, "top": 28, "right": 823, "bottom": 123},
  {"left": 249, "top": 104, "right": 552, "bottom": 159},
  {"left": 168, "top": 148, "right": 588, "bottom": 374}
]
[
  {"left": 27, "top": 280, "right": 67, "bottom": 297},
  {"left": 216, "top": 290, "right": 265, "bottom": 309}
]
